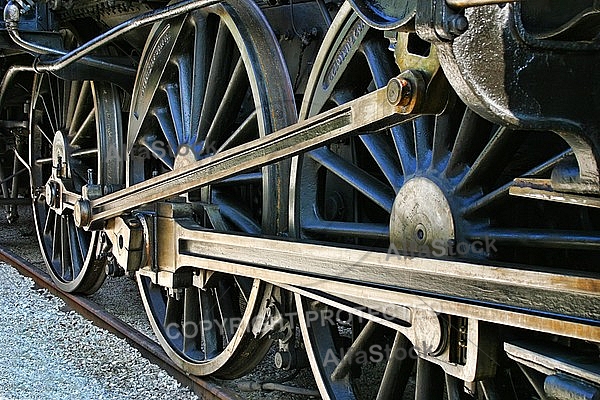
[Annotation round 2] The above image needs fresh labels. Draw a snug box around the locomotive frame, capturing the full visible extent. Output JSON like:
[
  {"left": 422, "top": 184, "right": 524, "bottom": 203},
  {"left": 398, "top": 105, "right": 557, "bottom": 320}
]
[{"left": 0, "top": 0, "right": 598, "bottom": 398}]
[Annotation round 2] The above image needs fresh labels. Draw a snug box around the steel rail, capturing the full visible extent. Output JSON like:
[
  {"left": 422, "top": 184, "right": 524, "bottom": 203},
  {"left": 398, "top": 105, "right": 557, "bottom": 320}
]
[{"left": 0, "top": 246, "right": 241, "bottom": 400}]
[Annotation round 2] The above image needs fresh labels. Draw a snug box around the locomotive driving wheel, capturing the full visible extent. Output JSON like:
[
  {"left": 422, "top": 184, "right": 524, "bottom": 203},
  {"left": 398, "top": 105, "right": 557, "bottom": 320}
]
[
  {"left": 128, "top": 0, "right": 296, "bottom": 378},
  {"left": 30, "top": 73, "right": 122, "bottom": 294},
  {"left": 291, "top": 3, "right": 600, "bottom": 399}
]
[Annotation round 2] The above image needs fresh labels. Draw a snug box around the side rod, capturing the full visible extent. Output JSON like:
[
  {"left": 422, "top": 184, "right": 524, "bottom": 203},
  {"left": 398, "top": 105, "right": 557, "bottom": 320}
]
[{"left": 75, "top": 79, "right": 418, "bottom": 229}]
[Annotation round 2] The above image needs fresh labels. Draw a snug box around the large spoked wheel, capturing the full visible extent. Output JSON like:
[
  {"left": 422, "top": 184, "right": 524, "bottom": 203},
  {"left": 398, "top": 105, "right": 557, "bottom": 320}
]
[
  {"left": 291, "top": 4, "right": 600, "bottom": 399},
  {"left": 129, "top": 0, "right": 295, "bottom": 378},
  {"left": 30, "top": 73, "right": 123, "bottom": 294}
]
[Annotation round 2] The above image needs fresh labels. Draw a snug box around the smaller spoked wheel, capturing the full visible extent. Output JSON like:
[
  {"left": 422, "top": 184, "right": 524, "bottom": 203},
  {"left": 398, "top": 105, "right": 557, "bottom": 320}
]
[
  {"left": 129, "top": 0, "right": 296, "bottom": 378},
  {"left": 30, "top": 73, "right": 123, "bottom": 294},
  {"left": 138, "top": 273, "right": 272, "bottom": 378}
]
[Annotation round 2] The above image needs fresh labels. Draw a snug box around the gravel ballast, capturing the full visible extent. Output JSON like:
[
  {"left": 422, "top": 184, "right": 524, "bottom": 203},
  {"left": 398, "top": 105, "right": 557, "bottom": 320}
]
[{"left": 0, "top": 261, "right": 198, "bottom": 400}]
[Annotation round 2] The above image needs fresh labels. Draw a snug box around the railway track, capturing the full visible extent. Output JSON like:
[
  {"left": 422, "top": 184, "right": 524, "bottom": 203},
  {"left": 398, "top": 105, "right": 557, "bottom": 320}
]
[{"left": 0, "top": 245, "right": 241, "bottom": 400}]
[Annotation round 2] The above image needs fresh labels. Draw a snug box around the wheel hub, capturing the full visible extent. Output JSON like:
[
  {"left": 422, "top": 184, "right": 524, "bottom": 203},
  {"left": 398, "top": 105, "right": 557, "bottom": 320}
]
[
  {"left": 173, "top": 144, "right": 199, "bottom": 170},
  {"left": 389, "top": 177, "right": 455, "bottom": 255}
]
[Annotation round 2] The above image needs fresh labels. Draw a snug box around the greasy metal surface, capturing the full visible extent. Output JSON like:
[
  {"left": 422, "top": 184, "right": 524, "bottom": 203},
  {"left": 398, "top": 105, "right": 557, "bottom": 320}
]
[
  {"left": 169, "top": 218, "right": 600, "bottom": 340},
  {"left": 0, "top": 246, "right": 240, "bottom": 400},
  {"left": 347, "top": 0, "right": 417, "bottom": 29},
  {"left": 436, "top": 4, "right": 600, "bottom": 140}
]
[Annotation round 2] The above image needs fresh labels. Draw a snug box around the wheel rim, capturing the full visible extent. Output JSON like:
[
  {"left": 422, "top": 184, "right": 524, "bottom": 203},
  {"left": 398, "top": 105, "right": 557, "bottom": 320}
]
[
  {"left": 30, "top": 73, "right": 122, "bottom": 294},
  {"left": 291, "top": 4, "right": 600, "bottom": 399},
  {"left": 128, "top": 0, "right": 295, "bottom": 377}
]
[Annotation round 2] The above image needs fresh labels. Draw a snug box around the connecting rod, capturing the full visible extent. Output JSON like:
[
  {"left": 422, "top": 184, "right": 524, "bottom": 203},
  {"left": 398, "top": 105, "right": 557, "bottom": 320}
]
[{"left": 73, "top": 76, "right": 423, "bottom": 229}]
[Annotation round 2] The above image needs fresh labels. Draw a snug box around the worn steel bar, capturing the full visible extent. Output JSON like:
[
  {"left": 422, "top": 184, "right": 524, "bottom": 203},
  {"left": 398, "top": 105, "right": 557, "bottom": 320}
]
[
  {"left": 77, "top": 83, "right": 412, "bottom": 228},
  {"left": 0, "top": 246, "right": 241, "bottom": 400},
  {"left": 164, "top": 220, "right": 600, "bottom": 342}
]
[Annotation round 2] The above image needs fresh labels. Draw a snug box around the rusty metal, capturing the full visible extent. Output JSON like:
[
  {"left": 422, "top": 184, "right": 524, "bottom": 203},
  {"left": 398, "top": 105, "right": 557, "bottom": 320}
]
[{"left": 0, "top": 246, "right": 241, "bottom": 400}]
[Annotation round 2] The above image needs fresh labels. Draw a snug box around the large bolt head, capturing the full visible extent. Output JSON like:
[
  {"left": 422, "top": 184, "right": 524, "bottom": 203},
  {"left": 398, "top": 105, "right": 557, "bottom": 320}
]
[
  {"left": 74, "top": 199, "right": 91, "bottom": 228},
  {"left": 386, "top": 77, "right": 412, "bottom": 106},
  {"left": 45, "top": 182, "right": 58, "bottom": 208}
]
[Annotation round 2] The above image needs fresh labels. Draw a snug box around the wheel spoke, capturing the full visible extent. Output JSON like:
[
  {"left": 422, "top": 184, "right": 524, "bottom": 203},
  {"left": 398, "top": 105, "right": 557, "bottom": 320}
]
[
  {"left": 212, "top": 192, "right": 261, "bottom": 234},
  {"left": 455, "top": 126, "right": 515, "bottom": 194},
  {"left": 48, "top": 77, "right": 60, "bottom": 130},
  {"left": 71, "top": 148, "right": 98, "bottom": 158},
  {"left": 164, "top": 295, "right": 184, "bottom": 341},
  {"left": 468, "top": 228, "right": 600, "bottom": 250},
  {"left": 462, "top": 149, "right": 573, "bottom": 216},
  {"left": 331, "top": 321, "right": 377, "bottom": 381},
  {"left": 431, "top": 112, "right": 454, "bottom": 168},
  {"left": 183, "top": 288, "right": 202, "bottom": 357},
  {"left": 51, "top": 213, "right": 60, "bottom": 262},
  {"left": 302, "top": 219, "right": 389, "bottom": 240},
  {"left": 70, "top": 81, "right": 91, "bottom": 138},
  {"left": 153, "top": 107, "right": 179, "bottom": 155},
  {"left": 391, "top": 124, "right": 416, "bottom": 176},
  {"left": 139, "top": 133, "right": 175, "bottom": 169},
  {"left": 415, "top": 358, "right": 445, "bottom": 400},
  {"left": 174, "top": 55, "right": 193, "bottom": 143},
  {"left": 43, "top": 208, "right": 54, "bottom": 236},
  {"left": 199, "top": 288, "right": 222, "bottom": 358},
  {"left": 309, "top": 147, "right": 395, "bottom": 212},
  {"left": 445, "top": 374, "right": 464, "bottom": 400},
  {"left": 165, "top": 83, "right": 185, "bottom": 145},
  {"left": 414, "top": 116, "right": 433, "bottom": 170},
  {"left": 216, "top": 111, "right": 258, "bottom": 153},
  {"left": 65, "top": 80, "right": 81, "bottom": 131},
  {"left": 190, "top": 18, "right": 209, "bottom": 144},
  {"left": 70, "top": 109, "right": 95, "bottom": 146},
  {"left": 40, "top": 96, "right": 57, "bottom": 135},
  {"left": 198, "top": 21, "right": 234, "bottom": 140},
  {"left": 375, "top": 332, "right": 413, "bottom": 400},
  {"left": 359, "top": 133, "right": 403, "bottom": 192},
  {"left": 60, "top": 216, "right": 72, "bottom": 280},
  {"left": 68, "top": 218, "right": 83, "bottom": 277},
  {"left": 215, "top": 280, "right": 238, "bottom": 343},
  {"left": 445, "top": 108, "right": 491, "bottom": 177},
  {"left": 215, "top": 171, "right": 262, "bottom": 186},
  {"left": 204, "top": 58, "right": 249, "bottom": 153}
]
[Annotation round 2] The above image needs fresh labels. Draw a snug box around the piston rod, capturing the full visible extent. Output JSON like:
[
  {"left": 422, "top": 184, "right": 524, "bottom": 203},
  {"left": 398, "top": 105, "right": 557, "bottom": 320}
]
[{"left": 3, "top": 0, "right": 221, "bottom": 73}]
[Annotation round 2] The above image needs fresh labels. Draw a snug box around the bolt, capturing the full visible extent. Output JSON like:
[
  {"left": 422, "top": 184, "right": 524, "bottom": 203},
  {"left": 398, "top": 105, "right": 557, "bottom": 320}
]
[
  {"left": 447, "top": 15, "right": 469, "bottom": 36},
  {"left": 386, "top": 77, "right": 412, "bottom": 107},
  {"left": 87, "top": 169, "right": 94, "bottom": 185},
  {"left": 275, "top": 351, "right": 292, "bottom": 370}
]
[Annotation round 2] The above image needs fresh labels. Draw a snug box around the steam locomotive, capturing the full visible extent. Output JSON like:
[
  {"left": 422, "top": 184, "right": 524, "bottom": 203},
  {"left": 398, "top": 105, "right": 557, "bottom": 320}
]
[{"left": 0, "top": 0, "right": 598, "bottom": 398}]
